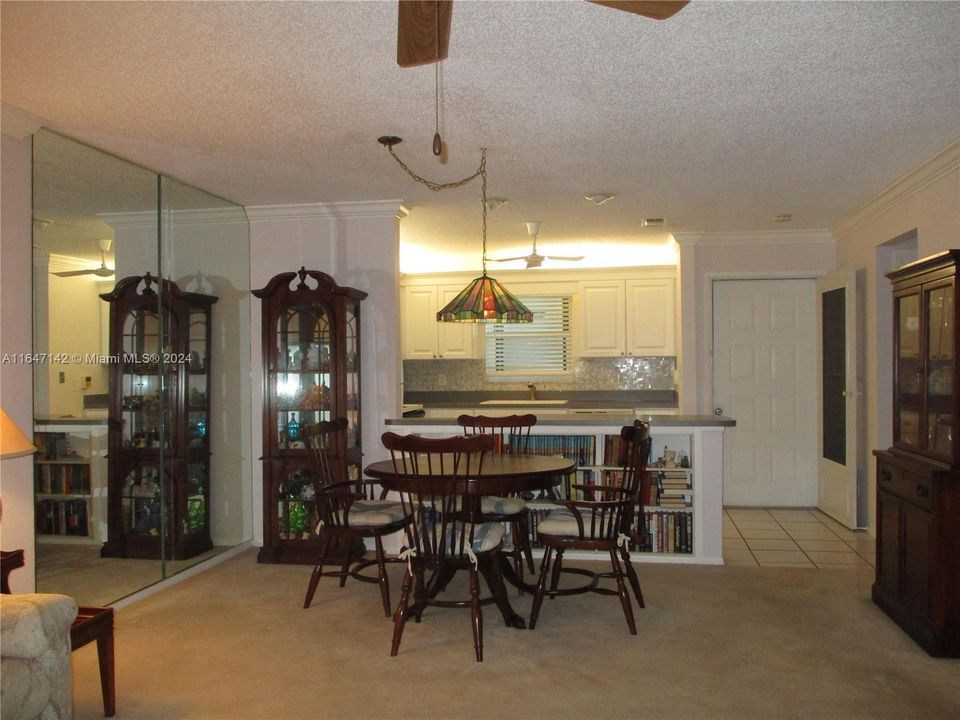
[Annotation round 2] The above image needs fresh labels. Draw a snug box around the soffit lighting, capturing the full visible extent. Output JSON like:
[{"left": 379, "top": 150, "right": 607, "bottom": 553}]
[
  {"left": 378, "top": 136, "right": 532, "bottom": 323},
  {"left": 584, "top": 193, "right": 615, "bottom": 205}
]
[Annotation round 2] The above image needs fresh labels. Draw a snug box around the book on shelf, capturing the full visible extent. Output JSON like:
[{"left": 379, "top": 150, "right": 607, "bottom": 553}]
[
  {"left": 34, "top": 463, "right": 91, "bottom": 495},
  {"left": 638, "top": 510, "right": 693, "bottom": 554}
]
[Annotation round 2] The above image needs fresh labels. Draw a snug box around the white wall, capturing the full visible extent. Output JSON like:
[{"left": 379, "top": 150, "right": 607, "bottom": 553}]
[
  {"left": 245, "top": 202, "right": 401, "bottom": 546},
  {"left": 1, "top": 118, "right": 37, "bottom": 592},
  {"left": 674, "top": 230, "right": 836, "bottom": 416},
  {"left": 832, "top": 139, "right": 960, "bottom": 536}
]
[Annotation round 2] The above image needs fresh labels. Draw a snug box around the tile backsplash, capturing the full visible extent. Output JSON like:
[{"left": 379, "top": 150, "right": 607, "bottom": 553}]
[{"left": 403, "top": 357, "right": 677, "bottom": 392}]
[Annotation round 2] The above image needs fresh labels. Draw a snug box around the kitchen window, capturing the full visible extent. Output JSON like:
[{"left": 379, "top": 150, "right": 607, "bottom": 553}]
[{"left": 485, "top": 295, "right": 572, "bottom": 377}]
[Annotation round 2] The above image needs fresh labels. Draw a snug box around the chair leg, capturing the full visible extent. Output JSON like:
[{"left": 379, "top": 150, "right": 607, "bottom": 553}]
[
  {"left": 529, "top": 545, "right": 553, "bottom": 630},
  {"left": 517, "top": 512, "right": 536, "bottom": 574},
  {"left": 338, "top": 550, "right": 351, "bottom": 588},
  {"left": 303, "top": 533, "right": 331, "bottom": 609},
  {"left": 390, "top": 568, "right": 414, "bottom": 657},
  {"left": 549, "top": 547, "right": 565, "bottom": 597},
  {"left": 413, "top": 566, "right": 427, "bottom": 623},
  {"left": 620, "top": 545, "right": 645, "bottom": 609},
  {"left": 375, "top": 536, "right": 391, "bottom": 618},
  {"left": 469, "top": 567, "right": 484, "bottom": 662},
  {"left": 609, "top": 549, "right": 637, "bottom": 635},
  {"left": 480, "top": 557, "right": 515, "bottom": 627}
]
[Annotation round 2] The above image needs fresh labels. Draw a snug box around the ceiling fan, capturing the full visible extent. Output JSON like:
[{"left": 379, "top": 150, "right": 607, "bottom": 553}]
[
  {"left": 490, "top": 222, "right": 585, "bottom": 269},
  {"left": 52, "top": 239, "right": 115, "bottom": 278},
  {"left": 397, "top": 0, "right": 689, "bottom": 67}
]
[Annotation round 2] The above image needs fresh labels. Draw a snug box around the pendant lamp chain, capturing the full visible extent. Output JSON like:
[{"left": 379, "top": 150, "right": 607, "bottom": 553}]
[{"left": 376, "top": 136, "right": 532, "bottom": 323}]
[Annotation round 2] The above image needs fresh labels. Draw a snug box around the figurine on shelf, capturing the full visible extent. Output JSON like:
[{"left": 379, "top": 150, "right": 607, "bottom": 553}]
[
  {"left": 299, "top": 384, "right": 323, "bottom": 410},
  {"left": 292, "top": 349, "right": 304, "bottom": 370},
  {"left": 307, "top": 344, "right": 319, "bottom": 369}
]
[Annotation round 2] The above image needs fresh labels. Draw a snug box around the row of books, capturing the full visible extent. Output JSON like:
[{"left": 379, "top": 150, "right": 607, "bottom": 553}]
[
  {"left": 35, "top": 498, "right": 89, "bottom": 536},
  {"left": 34, "top": 432, "right": 77, "bottom": 460},
  {"left": 523, "top": 434, "right": 596, "bottom": 466},
  {"left": 35, "top": 463, "right": 91, "bottom": 495},
  {"left": 638, "top": 510, "right": 693, "bottom": 554}
]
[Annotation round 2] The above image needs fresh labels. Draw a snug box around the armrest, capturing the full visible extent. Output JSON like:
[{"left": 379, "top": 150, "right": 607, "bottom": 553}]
[{"left": 1, "top": 594, "right": 78, "bottom": 660}]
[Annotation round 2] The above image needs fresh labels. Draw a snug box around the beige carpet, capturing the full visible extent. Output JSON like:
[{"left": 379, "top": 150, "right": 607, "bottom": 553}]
[
  {"left": 70, "top": 549, "right": 959, "bottom": 720},
  {"left": 37, "top": 543, "right": 231, "bottom": 607}
]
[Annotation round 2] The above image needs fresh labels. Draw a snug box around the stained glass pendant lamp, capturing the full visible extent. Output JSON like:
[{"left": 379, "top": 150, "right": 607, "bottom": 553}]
[{"left": 378, "top": 136, "right": 532, "bottom": 323}]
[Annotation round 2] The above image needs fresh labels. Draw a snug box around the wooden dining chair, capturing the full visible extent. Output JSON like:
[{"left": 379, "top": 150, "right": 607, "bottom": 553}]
[
  {"left": 457, "top": 413, "right": 537, "bottom": 582},
  {"left": 302, "top": 419, "right": 407, "bottom": 616},
  {"left": 381, "top": 431, "right": 517, "bottom": 662},
  {"left": 528, "top": 419, "right": 652, "bottom": 635}
]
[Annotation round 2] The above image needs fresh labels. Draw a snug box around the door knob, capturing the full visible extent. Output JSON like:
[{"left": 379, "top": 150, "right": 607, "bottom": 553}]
[{"left": 714, "top": 408, "right": 723, "bottom": 416}]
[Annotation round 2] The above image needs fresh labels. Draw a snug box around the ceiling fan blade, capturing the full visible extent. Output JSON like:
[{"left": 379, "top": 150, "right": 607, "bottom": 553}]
[
  {"left": 489, "top": 256, "right": 529, "bottom": 263},
  {"left": 397, "top": 0, "right": 452, "bottom": 68},
  {"left": 588, "top": 0, "right": 688, "bottom": 21},
  {"left": 545, "top": 255, "right": 586, "bottom": 262},
  {"left": 52, "top": 268, "right": 98, "bottom": 278},
  {"left": 52, "top": 265, "right": 114, "bottom": 278}
]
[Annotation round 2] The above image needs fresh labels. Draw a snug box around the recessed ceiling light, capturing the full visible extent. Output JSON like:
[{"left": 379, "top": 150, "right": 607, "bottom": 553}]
[
  {"left": 774, "top": 213, "right": 793, "bottom": 223},
  {"left": 642, "top": 218, "right": 665, "bottom": 227},
  {"left": 584, "top": 193, "right": 615, "bottom": 205}
]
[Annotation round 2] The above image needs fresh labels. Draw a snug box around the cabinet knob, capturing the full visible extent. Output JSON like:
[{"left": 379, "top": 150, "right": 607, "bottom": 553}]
[
  {"left": 880, "top": 469, "right": 892, "bottom": 483},
  {"left": 916, "top": 484, "right": 929, "bottom": 498}
]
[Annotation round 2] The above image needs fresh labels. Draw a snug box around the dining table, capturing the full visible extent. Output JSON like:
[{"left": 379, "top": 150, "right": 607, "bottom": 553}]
[{"left": 364, "top": 453, "right": 577, "bottom": 628}]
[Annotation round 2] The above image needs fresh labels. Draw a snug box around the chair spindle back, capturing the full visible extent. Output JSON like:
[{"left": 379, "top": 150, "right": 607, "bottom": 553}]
[{"left": 456, "top": 414, "right": 537, "bottom": 455}]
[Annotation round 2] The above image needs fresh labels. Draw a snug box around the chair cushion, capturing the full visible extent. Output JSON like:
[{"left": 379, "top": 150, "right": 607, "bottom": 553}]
[
  {"left": 443, "top": 521, "right": 506, "bottom": 554},
  {"left": 339, "top": 500, "right": 406, "bottom": 527},
  {"left": 538, "top": 509, "right": 614, "bottom": 539},
  {"left": 480, "top": 496, "right": 526, "bottom": 516}
]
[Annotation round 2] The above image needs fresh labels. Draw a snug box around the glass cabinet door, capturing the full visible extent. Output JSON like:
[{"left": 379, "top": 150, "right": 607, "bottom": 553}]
[
  {"left": 187, "top": 311, "right": 209, "bottom": 449},
  {"left": 895, "top": 292, "right": 922, "bottom": 448},
  {"left": 275, "top": 306, "right": 333, "bottom": 449},
  {"left": 925, "top": 283, "right": 953, "bottom": 457},
  {"left": 345, "top": 298, "right": 360, "bottom": 468},
  {"left": 121, "top": 309, "right": 172, "bottom": 450}
]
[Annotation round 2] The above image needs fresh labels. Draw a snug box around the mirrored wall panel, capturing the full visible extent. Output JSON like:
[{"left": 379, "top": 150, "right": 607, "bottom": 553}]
[{"left": 32, "top": 129, "right": 251, "bottom": 605}]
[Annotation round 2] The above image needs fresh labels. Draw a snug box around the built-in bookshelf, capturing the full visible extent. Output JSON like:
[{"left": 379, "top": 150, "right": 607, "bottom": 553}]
[
  {"left": 524, "top": 431, "right": 696, "bottom": 556},
  {"left": 384, "top": 418, "right": 729, "bottom": 565},
  {"left": 33, "top": 427, "right": 106, "bottom": 542}
]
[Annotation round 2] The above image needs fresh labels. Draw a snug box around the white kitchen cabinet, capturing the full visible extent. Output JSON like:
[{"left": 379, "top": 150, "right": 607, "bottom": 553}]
[
  {"left": 579, "top": 278, "right": 675, "bottom": 357},
  {"left": 402, "top": 285, "right": 477, "bottom": 359}
]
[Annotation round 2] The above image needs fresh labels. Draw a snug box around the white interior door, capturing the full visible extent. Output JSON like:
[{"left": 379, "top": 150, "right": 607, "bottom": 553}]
[
  {"left": 713, "top": 279, "right": 818, "bottom": 506},
  {"left": 817, "top": 271, "right": 865, "bottom": 529}
]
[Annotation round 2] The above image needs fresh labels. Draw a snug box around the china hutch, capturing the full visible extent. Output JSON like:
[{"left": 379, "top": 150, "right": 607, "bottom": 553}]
[
  {"left": 100, "top": 273, "right": 217, "bottom": 560},
  {"left": 253, "top": 268, "right": 366, "bottom": 564},
  {"left": 874, "top": 250, "right": 960, "bottom": 657}
]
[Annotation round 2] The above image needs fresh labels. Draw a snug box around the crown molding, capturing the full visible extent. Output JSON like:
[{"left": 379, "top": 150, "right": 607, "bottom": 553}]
[
  {"left": 1, "top": 102, "right": 47, "bottom": 140},
  {"left": 674, "top": 229, "right": 833, "bottom": 247},
  {"left": 833, "top": 138, "right": 960, "bottom": 240},
  {"left": 245, "top": 200, "right": 403, "bottom": 222}
]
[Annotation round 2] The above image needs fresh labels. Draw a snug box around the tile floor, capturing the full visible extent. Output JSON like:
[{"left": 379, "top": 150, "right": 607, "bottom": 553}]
[{"left": 723, "top": 507, "right": 875, "bottom": 568}]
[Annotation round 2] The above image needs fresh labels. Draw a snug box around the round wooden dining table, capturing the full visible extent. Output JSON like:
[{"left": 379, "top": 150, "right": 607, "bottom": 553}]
[{"left": 364, "top": 453, "right": 577, "bottom": 628}]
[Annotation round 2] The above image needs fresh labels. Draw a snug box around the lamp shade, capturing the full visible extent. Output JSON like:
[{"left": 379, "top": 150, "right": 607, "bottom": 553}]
[
  {"left": 437, "top": 273, "right": 534, "bottom": 323},
  {"left": 0, "top": 408, "right": 36, "bottom": 459}
]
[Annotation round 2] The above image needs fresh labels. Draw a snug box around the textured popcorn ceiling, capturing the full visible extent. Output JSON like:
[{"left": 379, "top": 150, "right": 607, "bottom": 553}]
[{"left": 2, "top": 1, "right": 958, "bottom": 264}]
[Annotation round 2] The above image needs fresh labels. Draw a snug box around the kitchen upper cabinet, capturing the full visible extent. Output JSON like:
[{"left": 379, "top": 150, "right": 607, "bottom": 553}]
[
  {"left": 402, "top": 285, "right": 476, "bottom": 360},
  {"left": 579, "top": 278, "right": 676, "bottom": 357}
]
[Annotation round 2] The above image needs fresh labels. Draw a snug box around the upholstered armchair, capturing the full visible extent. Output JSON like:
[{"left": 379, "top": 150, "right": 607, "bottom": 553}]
[{"left": 1, "top": 593, "right": 78, "bottom": 720}]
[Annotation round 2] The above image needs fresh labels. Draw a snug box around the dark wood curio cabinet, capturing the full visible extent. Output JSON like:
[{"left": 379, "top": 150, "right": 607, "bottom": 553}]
[
  {"left": 874, "top": 250, "right": 960, "bottom": 657},
  {"left": 100, "top": 273, "right": 217, "bottom": 560},
  {"left": 253, "top": 268, "right": 366, "bottom": 564}
]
